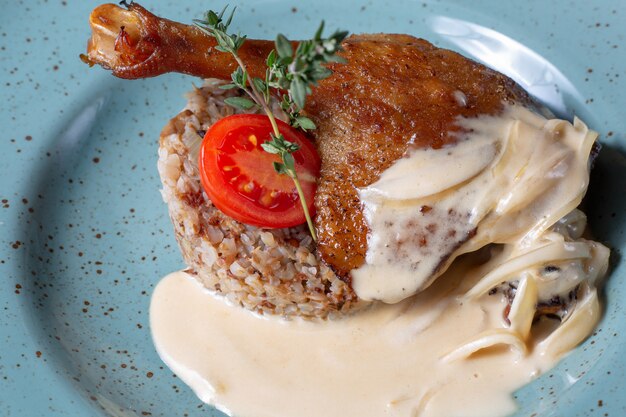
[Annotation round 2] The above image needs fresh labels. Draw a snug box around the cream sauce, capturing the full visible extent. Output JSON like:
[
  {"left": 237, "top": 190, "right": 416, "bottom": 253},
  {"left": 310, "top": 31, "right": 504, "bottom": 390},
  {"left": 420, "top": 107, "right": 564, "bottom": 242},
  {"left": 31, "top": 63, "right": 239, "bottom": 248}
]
[
  {"left": 352, "top": 105, "right": 598, "bottom": 303},
  {"left": 150, "top": 105, "right": 609, "bottom": 417},
  {"left": 151, "top": 268, "right": 557, "bottom": 417}
]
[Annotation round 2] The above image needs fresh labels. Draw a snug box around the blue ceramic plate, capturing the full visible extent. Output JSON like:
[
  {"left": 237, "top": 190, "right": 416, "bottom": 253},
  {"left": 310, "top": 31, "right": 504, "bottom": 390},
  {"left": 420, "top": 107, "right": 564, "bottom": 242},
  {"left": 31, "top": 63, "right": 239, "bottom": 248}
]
[{"left": 1, "top": 0, "right": 624, "bottom": 416}]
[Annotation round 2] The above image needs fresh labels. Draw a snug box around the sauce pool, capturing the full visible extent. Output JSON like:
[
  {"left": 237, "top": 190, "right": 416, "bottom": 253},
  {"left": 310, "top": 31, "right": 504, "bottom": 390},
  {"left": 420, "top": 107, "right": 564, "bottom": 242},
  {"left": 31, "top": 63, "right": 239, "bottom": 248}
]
[{"left": 150, "top": 267, "right": 559, "bottom": 417}]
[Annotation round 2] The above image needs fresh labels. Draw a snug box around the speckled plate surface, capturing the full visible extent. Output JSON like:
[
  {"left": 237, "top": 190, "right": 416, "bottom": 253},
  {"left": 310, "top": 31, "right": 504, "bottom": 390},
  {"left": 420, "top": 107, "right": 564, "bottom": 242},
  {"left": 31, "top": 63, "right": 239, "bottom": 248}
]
[{"left": 1, "top": 0, "right": 625, "bottom": 416}]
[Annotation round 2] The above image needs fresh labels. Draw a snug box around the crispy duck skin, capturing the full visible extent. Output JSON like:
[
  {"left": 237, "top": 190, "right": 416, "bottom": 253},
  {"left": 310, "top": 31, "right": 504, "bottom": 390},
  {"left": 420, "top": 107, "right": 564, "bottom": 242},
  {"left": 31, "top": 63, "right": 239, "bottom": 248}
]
[{"left": 85, "top": 3, "right": 532, "bottom": 282}]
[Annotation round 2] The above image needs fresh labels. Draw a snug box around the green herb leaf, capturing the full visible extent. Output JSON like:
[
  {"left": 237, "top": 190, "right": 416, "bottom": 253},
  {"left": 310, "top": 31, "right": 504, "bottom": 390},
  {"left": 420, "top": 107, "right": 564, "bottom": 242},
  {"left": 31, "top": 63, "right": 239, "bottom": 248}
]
[
  {"left": 324, "top": 54, "right": 347, "bottom": 64},
  {"left": 273, "top": 161, "right": 288, "bottom": 175},
  {"left": 282, "top": 152, "right": 296, "bottom": 173},
  {"left": 252, "top": 77, "right": 266, "bottom": 95},
  {"left": 262, "top": 134, "right": 300, "bottom": 154},
  {"left": 194, "top": 5, "right": 245, "bottom": 54},
  {"left": 266, "top": 49, "right": 277, "bottom": 67},
  {"left": 219, "top": 83, "right": 238, "bottom": 90},
  {"left": 223, "top": 5, "right": 236, "bottom": 27},
  {"left": 290, "top": 77, "right": 306, "bottom": 110},
  {"left": 294, "top": 116, "right": 316, "bottom": 131},
  {"left": 230, "top": 67, "right": 247, "bottom": 89},
  {"left": 314, "top": 21, "right": 325, "bottom": 40},
  {"left": 224, "top": 96, "right": 257, "bottom": 110},
  {"left": 309, "top": 66, "right": 333, "bottom": 82},
  {"left": 233, "top": 34, "right": 247, "bottom": 51},
  {"left": 261, "top": 142, "right": 280, "bottom": 154},
  {"left": 275, "top": 34, "right": 293, "bottom": 59}
]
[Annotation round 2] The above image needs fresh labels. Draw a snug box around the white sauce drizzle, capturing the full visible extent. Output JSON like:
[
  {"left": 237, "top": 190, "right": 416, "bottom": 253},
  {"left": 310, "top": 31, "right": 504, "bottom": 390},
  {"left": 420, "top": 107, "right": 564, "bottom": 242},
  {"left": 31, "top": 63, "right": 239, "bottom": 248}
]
[
  {"left": 150, "top": 104, "right": 609, "bottom": 417},
  {"left": 352, "top": 105, "right": 599, "bottom": 303}
]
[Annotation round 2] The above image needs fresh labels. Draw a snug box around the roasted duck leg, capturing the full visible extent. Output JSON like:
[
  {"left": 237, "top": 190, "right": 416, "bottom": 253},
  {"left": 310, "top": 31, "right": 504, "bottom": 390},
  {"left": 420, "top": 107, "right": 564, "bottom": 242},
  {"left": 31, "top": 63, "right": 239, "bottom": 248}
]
[
  {"left": 84, "top": 3, "right": 531, "bottom": 282},
  {"left": 82, "top": 3, "right": 274, "bottom": 80}
]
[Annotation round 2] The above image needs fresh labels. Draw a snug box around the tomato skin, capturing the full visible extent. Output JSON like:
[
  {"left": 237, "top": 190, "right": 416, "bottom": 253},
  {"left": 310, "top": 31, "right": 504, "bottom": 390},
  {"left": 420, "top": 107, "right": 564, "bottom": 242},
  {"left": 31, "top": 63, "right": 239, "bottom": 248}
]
[{"left": 199, "top": 114, "right": 320, "bottom": 228}]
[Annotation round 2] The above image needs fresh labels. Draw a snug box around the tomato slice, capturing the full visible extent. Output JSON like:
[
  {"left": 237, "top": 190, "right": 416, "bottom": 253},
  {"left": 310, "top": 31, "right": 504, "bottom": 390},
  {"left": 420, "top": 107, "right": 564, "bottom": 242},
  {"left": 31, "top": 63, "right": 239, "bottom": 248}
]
[{"left": 198, "top": 114, "right": 320, "bottom": 228}]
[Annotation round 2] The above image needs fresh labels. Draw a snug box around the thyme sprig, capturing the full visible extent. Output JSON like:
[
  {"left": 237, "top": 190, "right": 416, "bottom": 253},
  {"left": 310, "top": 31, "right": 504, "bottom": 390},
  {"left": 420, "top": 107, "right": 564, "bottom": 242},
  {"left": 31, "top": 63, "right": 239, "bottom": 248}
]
[{"left": 195, "top": 7, "right": 348, "bottom": 241}]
